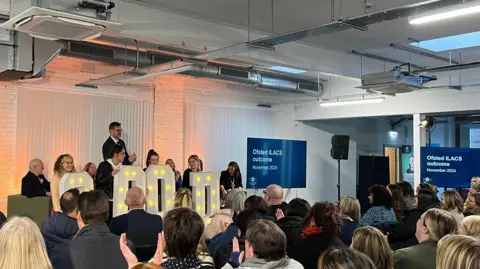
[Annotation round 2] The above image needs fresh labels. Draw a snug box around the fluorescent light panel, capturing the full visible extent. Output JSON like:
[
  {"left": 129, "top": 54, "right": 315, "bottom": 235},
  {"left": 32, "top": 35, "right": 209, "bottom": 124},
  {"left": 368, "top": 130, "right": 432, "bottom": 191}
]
[
  {"left": 271, "top": 66, "right": 306, "bottom": 74},
  {"left": 409, "top": 1, "right": 480, "bottom": 25},
  {"left": 410, "top": 31, "right": 480, "bottom": 52},
  {"left": 320, "top": 97, "right": 384, "bottom": 107}
]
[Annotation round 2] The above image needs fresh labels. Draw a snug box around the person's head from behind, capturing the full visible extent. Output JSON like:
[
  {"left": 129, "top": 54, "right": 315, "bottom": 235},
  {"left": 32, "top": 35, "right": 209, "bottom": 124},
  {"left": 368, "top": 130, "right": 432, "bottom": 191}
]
[
  {"left": 109, "top": 144, "right": 126, "bottom": 164},
  {"left": 368, "top": 185, "right": 392, "bottom": 209},
  {"left": 131, "top": 263, "right": 162, "bottom": 269},
  {"left": 303, "top": 202, "right": 341, "bottom": 237},
  {"left": 460, "top": 216, "right": 480, "bottom": 238},
  {"left": 236, "top": 209, "right": 263, "bottom": 237},
  {"left": 76, "top": 190, "right": 109, "bottom": 229},
  {"left": 416, "top": 189, "right": 437, "bottom": 209},
  {"left": 417, "top": 182, "right": 434, "bottom": 194},
  {"left": 83, "top": 162, "right": 96, "bottom": 178},
  {"left": 125, "top": 187, "right": 146, "bottom": 209},
  {"left": 61, "top": 188, "right": 80, "bottom": 218},
  {"left": 415, "top": 208, "right": 457, "bottom": 243},
  {"left": 188, "top": 155, "right": 201, "bottom": 171},
  {"left": 286, "top": 198, "right": 311, "bottom": 218},
  {"left": 244, "top": 195, "right": 269, "bottom": 215},
  {"left": 29, "top": 158, "right": 44, "bottom": 176},
  {"left": 245, "top": 220, "right": 287, "bottom": 261},
  {"left": 54, "top": 154, "right": 75, "bottom": 176},
  {"left": 398, "top": 181, "right": 414, "bottom": 197},
  {"left": 263, "top": 184, "right": 283, "bottom": 206},
  {"left": 109, "top": 121, "right": 122, "bottom": 139},
  {"left": 350, "top": 227, "right": 392, "bottom": 269},
  {"left": 317, "top": 248, "right": 376, "bottom": 269},
  {"left": 227, "top": 161, "right": 240, "bottom": 177},
  {"left": 224, "top": 189, "right": 247, "bottom": 215},
  {"left": 441, "top": 190, "right": 464, "bottom": 213},
  {"left": 163, "top": 208, "right": 204, "bottom": 259},
  {"left": 204, "top": 209, "right": 233, "bottom": 239},
  {"left": 0, "top": 216, "right": 52, "bottom": 269},
  {"left": 436, "top": 235, "right": 480, "bottom": 269},
  {"left": 146, "top": 150, "right": 159, "bottom": 168},
  {"left": 338, "top": 196, "right": 361, "bottom": 221},
  {"left": 174, "top": 188, "right": 192, "bottom": 209},
  {"left": 387, "top": 184, "right": 404, "bottom": 199}
]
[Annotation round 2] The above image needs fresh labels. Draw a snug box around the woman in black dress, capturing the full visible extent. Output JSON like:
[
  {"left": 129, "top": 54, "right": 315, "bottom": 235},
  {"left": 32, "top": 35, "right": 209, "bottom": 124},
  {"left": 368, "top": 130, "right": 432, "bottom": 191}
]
[{"left": 220, "top": 161, "right": 243, "bottom": 198}]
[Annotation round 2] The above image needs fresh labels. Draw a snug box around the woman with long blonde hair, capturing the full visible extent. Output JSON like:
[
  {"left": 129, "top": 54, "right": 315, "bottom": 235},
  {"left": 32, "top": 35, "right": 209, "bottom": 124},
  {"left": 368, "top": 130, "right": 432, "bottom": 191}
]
[
  {"left": 174, "top": 187, "right": 193, "bottom": 209},
  {"left": 460, "top": 215, "right": 480, "bottom": 238},
  {"left": 351, "top": 226, "right": 393, "bottom": 269},
  {"left": 441, "top": 190, "right": 464, "bottom": 227},
  {"left": 436, "top": 234, "right": 480, "bottom": 269},
  {"left": 182, "top": 155, "right": 201, "bottom": 190},
  {"left": 51, "top": 154, "right": 76, "bottom": 212},
  {"left": 0, "top": 216, "right": 52, "bottom": 269}
]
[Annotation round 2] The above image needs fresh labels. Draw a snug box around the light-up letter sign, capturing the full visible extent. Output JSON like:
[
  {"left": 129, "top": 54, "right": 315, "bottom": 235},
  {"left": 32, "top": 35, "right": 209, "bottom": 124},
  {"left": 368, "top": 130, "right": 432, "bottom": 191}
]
[
  {"left": 59, "top": 172, "right": 94, "bottom": 197},
  {"left": 113, "top": 166, "right": 146, "bottom": 217},
  {"left": 145, "top": 165, "right": 176, "bottom": 216},
  {"left": 190, "top": 172, "right": 220, "bottom": 217}
]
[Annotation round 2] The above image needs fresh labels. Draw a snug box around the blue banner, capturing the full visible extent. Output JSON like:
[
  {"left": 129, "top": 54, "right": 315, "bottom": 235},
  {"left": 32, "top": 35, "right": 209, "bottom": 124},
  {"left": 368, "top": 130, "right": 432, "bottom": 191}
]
[
  {"left": 246, "top": 138, "right": 307, "bottom": 189},
  {"left": 421, "top": 147, "right": 480, "bottom": 188}
]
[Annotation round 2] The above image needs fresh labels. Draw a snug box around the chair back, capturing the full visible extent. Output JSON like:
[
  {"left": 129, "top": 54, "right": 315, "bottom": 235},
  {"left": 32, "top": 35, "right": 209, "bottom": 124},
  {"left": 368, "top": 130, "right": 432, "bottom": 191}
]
[{"left": 136, "top": 245, "right": 157, "bottom": 262}]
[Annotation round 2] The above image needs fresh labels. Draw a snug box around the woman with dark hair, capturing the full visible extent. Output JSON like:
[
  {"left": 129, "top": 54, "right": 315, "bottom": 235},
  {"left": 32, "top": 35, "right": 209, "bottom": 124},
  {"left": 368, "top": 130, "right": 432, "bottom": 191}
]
[
  {"left": 275, "top": 198, "right": 311, "bottom": 246},
  {"left": 95, "top": 144, "right": 125, "bottom": 200},
  {"left": 243, "top": 195, "right": 271, "bottom": 219},
  {"left": 384, "top": 189, "right": 439, "bottom": 250},
  {"left": 387, "top": 184, "right": 407, "bottom": 222},
  {"left": 144, "top": 150, "right": 159, "bottom": 171},
  {"left": 182, "top": 155, "right": 202, "bottom": 190},
  {"left": 359, "top": 185, "right": 397, "bottom": 227},
  {"left": 219, "top": 162, "right": 243, "bottom": 198},
  {"left": 288, "top": 202, "right": 344, "bottom": 269},
  {"left": 398, "top": 182, "right": 415, "bottom": 210},
  {"left": 465, "top": 193, "right": 480, "bottom": 216}
]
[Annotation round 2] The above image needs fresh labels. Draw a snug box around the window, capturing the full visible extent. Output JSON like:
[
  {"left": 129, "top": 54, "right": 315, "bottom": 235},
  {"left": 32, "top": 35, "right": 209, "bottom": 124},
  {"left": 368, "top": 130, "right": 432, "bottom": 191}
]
[
  {"left": 410, "top": 31, "right": 480, "bottom": 52},
  {"left": 469, "top": 128, "right": 480, "bottom": 148}
]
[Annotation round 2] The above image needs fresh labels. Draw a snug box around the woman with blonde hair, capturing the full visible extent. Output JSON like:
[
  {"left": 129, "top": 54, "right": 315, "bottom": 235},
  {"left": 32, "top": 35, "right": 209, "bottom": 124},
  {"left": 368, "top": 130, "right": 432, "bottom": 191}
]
[
  {"left": 317, "top": 248, "right": 376, "bottom": 269},
  {"left": 351, "top": 226, "right": 393, "bottom": 269},
  {"left": 204, "top": 209, "right": 233, "bottom": 239},
  {"left": 174, "top": 187, "right": 193, "bottom": 208},
  {"left": 83, "top": 162, "right": 96, "bottom": 181},
  {"left": 441, "top": 190, "right": 464, "bottom": 227},
  {"left": 338, "top": 196, "right": 361, "bottom": 245},
  {"left": 0, "top": 216, "right": 52, "bottom": 269},
  {"left": 51, "top": 154, "right": 76, "bottom": 212},
  {"left": 460, "top": 215, "right": 480, "bottom": 238},
  {"left": 182, "top": 155, "right": 202, "bottom": 190},
  {"left": 436, "top": 234, "right": 480, "bottom": 269}
]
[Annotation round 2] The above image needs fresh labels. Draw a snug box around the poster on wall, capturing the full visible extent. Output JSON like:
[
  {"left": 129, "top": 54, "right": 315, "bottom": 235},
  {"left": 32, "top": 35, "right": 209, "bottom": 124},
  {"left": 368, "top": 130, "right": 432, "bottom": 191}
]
[
  {"left": 246, "top": 138, "right": 307, "bottom": 189},
  {"left": 401, "top": 145, "right": 415, "bottom": 186},
  {"left": 420, "top": 147, "right": 480, "bottom": 188}
]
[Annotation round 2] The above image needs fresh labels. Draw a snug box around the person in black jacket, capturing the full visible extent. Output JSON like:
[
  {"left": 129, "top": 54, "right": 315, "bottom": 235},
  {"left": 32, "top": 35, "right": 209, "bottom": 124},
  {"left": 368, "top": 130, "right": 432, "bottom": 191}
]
[
  {"left": 338, "top": 196, "right": 361, "bottom": 246},
  {"left": 381, "top": 189, "right": 439, "bottom": 250},
  {"left": 21, "top": 159, "right": 51, "bottom": 198},
  {"left": 275, "top": 198, "right": 311, "bottom": 246},
  {"left": 41, "top": 188, "right": 80, "bottom": 263},
  {"left": 102, "top": 121, "right": 136, "bottom": 165},
  {"left": 95, "top": 144, "right": 125, "bottom": 200},
  {"left": 219, "top": 162, "right": 243, "bottom": 198},
  {"left": 288, "top": 202, "right": 344, "bottom": 269},
  {"left": 182, "top": 155, "right": 202, "bottom": 190},
  {"left": 52, "top": 190, "right": 135, "bottom": 269},
  {"left": 263, "top": 184, "right": 288, "bottom": 218},
  {"left": 109, "top": 187, "right": 163, "bottom": 247}
]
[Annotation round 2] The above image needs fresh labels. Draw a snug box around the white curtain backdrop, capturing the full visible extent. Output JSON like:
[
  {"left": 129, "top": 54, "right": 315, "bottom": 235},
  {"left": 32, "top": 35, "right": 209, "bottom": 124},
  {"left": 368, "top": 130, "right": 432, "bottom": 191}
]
[
  {"left": 16, "top": 87, "right": 154, "bottom": 184},
  {"left": 185, "top": 103, "right": 273, "bottom": 185}
]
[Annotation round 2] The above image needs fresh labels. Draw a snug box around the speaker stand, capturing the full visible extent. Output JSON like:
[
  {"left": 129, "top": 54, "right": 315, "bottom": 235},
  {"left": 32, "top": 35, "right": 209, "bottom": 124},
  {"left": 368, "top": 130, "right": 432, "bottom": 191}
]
[{"left": 337, "top": 159, "right": 341, "bottom": 201}]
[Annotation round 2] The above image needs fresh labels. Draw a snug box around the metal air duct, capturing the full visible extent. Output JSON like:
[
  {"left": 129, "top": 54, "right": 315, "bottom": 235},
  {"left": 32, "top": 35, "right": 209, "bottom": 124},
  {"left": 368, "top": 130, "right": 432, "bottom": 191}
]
[{"left": 180, "top": 65, "right": 323, "bottom": 96}]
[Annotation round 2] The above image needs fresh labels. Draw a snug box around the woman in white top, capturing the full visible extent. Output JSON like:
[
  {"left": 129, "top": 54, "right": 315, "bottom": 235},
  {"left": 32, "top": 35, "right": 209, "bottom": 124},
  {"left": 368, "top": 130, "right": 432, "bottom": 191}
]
[
  {"left": 51, "top": 154, "right": 76, "bottom": 212},
  {"left": 441, "top": 190, "right": 465, "bottom": 227}
]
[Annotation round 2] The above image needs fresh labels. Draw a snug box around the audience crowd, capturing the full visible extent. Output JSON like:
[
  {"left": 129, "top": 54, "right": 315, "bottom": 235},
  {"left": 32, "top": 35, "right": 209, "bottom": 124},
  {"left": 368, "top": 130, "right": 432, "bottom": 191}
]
[{"left": 1, "top": 122, "right": 480, "bottom": 269}]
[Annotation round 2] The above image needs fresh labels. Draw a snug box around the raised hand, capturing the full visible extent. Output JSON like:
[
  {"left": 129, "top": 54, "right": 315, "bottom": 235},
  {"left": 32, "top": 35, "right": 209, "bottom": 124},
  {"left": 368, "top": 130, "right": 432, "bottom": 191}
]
[
  {"left": 275, "top": 208, "right": 285, "bottom": 221},
  {"left": 119, "top": 233, "right": 138, "bottom": 268},
  {"left": 152, "top": 232, "right": 164, "bottom": 265}
]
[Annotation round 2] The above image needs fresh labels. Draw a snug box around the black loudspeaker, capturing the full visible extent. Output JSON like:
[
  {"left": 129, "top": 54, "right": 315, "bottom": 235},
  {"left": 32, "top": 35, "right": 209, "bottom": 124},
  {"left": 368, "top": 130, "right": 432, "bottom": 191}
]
[{"left": 331, "top": 135, "right": 349, "bottom": 160}]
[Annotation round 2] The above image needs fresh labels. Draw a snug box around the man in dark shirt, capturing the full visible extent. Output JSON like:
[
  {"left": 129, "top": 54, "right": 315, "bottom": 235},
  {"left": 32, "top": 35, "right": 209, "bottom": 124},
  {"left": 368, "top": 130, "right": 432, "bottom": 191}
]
[
  {"left": 263, "top": 184, "right": 287, "bottom": 218},
  {"left": 21, "top": 159, "right": 51, "bottom": 198},
  {"left": 102, "top": 121, "right": 136, "bottom": 165},
  {"left": 109, "top": 187, "right": 163, "bottom": 247}
]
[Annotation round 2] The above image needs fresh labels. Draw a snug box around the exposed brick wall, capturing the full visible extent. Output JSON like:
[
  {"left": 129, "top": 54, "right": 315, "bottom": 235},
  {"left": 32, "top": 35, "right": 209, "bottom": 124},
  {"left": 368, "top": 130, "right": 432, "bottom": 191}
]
[
  {"left": 0, "top": 83, "right": 18, "bottom": 213},
  {"left": 154, "top": 75, "right": 186, "bottom": 171}
]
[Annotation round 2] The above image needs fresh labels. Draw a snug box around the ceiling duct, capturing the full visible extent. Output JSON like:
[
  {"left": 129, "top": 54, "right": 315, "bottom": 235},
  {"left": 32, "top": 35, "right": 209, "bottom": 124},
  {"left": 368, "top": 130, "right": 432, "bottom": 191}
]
[{"left": 180, "top": 65, "right": 323, "bottom": 96}]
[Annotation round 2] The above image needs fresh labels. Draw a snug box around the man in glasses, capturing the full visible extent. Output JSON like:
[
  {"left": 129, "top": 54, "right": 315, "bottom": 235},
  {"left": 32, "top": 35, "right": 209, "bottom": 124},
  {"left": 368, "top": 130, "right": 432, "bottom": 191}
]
[{"left": 263, "top": 184, "right": 288, "bottom": 218}]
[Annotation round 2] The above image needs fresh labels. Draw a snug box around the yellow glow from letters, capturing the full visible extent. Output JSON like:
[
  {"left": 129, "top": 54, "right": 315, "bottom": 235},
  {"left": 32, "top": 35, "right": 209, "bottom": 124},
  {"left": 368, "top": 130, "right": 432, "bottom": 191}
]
[
  {"left": 119, "top": 187, "right": 124, "bottom": 193},
  {"left": 132, "top": 171, "right": 137, "bottom": 176},
  {"left": 125, "top": 171, "right": 130, "bottom": 176},
  {"left": 154, "top": 170, "right": 159, "bottom": 176},
  {"left": 78, "top": 177, "right": 84, "bottom": 183},
  {"left": 161, "top": 170, "right": 165, "bottom": 175},
  {"left": 69, "top": 179, "right": 75, "bottom": 185},
  {"left": 212, "top": 190, "right": 216, "bottom": 196},
  {"left": 196, "top": 191, "right": 201, "bottom": 197},
  {"left": 206, "top": 176, "right": 211, "bottom": 181},
  {"left": 196, "top": 177, "right": 201, "bottom": 183},
  {"left": 148, "top": 185, "right": 153, "bottom": 191},
  {"left": 196, "top": 205, "right": 201, "bottom": 211},
  {"left": 212, "top": 204, "right": 216, "bottom": 209},
  {"left": 166, "top": 184, "right": 172, "bottom": 191},
  {"left": 167, "top": 200, "right": 172, "bottom": 205},
  {"left": 118, "top": 203, "right": 124, "bottom": 209},
  {"left": 149, "top": 201, "right": 154, "bottom": 207}
]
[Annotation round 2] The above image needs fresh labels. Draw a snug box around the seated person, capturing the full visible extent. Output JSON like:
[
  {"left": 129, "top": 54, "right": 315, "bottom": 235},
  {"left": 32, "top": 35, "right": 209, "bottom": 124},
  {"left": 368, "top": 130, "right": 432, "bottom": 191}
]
[
  {"left": 41, "top": 188, "right": 80, "bottom": 262},
  {"left": 53, "top": 190, "right": 135, "bottom": 269},
  {"left": 263, "top": 184, "right": 287, "bottom": 218},
  {"left": 21, "top": 159, "right": 51, "bottom": 198},
  {"left": 275, "top": 198, "right": 311, "bottom": 246},
  {"left": 110, "top": 187, "right": 163, "bottom": 247}
]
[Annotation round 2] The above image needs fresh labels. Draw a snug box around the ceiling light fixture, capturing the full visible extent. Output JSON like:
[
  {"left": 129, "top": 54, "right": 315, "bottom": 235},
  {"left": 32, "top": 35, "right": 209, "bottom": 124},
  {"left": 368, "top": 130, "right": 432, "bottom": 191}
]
[
  {"left": 409, "top": 1, "right": 480, "bottom": 25},
  {"left": 419, "top": 116, "right": 435, "bottom": 129},
  {"left": 271, "top": 66, "right": 306, "bottom": 74},
  {"left": 319, "top": 97, "right": 384, "bottom": 107}
]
